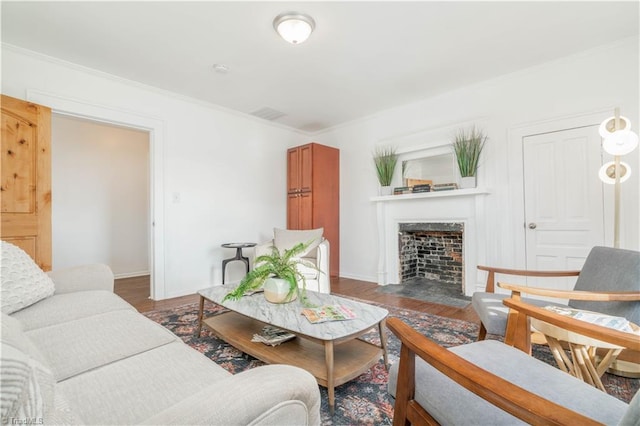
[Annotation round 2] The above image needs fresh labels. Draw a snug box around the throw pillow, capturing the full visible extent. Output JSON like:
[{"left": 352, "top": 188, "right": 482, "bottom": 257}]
[
  {"left": 0, "top": 342, "right": 55, "bottom": 425},
  {"left": 273, "top": 228, "right": 323, "bottom": 258},
  {"left": 1, "top": 241, "right": 55, "bottom": 315}
]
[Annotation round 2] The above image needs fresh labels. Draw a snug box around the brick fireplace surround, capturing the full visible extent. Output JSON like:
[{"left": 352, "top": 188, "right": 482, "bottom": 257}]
[{"left": 398, "top": 222, "right": 464, "bottom": 288}]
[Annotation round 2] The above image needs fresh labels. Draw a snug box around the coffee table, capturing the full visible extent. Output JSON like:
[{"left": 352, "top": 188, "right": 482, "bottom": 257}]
[{"left": 196, "top": 286, "right": 389, "bottom": 415}]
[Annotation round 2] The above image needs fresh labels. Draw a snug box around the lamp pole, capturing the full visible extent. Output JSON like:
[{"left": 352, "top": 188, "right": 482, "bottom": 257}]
[
  {"left": 613, "top": 109, "right": 621, "bottom": 248},
  {"left": 600, "top": 108, "right": 638, "bottom": 249}
]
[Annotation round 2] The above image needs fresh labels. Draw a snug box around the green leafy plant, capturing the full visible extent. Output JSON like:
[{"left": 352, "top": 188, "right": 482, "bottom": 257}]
[
  {"left": 373, "top": 146, "right": 398, "bottom": 186},
  {"left": 222, "top": 240, "right": 319, "bottom": 306},
  {"left": 453, "top": 127, "right": 487, "bottom": 177}
]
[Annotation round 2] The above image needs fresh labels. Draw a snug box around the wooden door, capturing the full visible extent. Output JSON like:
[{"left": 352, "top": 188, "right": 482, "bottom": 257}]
[
  {"left": 287, "top": 193, "right": 300, "bottom": 229},
  {"left": 523, "top": 125, "right": 604, "bottom": 293},
  {"left": 299, "top": 192, "right": 313, "bottom": 229},
  {"left": 0, "top": 95, "right": 52, "bottom": 270},
  {"left": 287, "top": 147, "right": 300, "bottom": 193},
  {"left": 287, "top": 192, "right": 313, "bottom": 229},
  {"left": 299, "top": 144, "right": 312, "bottom": 192},
  {"left": 287, "top": 144, "right": 313, "bottom": 194}
]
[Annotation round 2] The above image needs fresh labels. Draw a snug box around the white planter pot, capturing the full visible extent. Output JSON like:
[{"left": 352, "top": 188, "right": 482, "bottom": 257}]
[
  {"left": 460, "top": 176, "right": 477, "bottom": 189},
  {"left": 263, "top": 277, "right": 297, "bottom": 304},
  {"left": 379, "top": 185, "right": 393, "bottom": 196}
]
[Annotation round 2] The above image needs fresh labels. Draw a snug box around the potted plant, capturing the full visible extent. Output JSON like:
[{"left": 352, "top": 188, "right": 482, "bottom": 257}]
[
  {"left": 452, "top": 127, "right": 487, "bottom": 188},
  {"left": 373, "top": 146, "right": 398, "bottom": 195},
  {"left": 222, "top": 240, "right": 318, "bottom": 306}
]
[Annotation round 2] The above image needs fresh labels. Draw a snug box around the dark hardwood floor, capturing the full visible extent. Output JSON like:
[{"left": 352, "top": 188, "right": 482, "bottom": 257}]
[{"left": 114, "top": 275, "right": 479, "bottom": 323}]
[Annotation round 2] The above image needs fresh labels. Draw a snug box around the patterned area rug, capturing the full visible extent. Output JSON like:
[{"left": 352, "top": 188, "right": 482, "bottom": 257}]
[{"left": 144, "top": 299, "right": 638, "bottom": 425}]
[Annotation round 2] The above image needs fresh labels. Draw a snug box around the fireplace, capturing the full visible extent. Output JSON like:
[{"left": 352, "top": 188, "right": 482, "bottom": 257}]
[
  {"left": 398, "top": 222, "right": 464, "bottom": 290},
  {"left": 373, "top": 189, "right": 488, "bottom": 296}
]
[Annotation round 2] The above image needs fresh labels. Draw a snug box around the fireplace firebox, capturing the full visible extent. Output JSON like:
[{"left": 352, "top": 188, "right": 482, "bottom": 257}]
[{"left": 398, "top": 222, "right": 464, "bottom": 290}]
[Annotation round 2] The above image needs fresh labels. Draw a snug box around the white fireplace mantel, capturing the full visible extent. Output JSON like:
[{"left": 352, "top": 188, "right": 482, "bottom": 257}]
[{"left": 371, "top": 188, "right": 489, "bottom": 296}]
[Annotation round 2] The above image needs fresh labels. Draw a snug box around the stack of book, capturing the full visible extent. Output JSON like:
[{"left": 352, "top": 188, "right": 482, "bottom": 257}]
[
  {"left": 251, "top": 325, "right": 296, "bottom": 346},
  {"left": 412, "top": 184, "right": 431, "bottom": 193},
  {"left": 393, "top": 186, "right": 412, "bottom": 195},
  {"left": 432, "top": 183, "right": 459, "bottom": 191}
]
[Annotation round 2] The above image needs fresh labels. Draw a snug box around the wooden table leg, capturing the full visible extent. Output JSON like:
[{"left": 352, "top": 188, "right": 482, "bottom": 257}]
[
  {"left": 324, "top": 340, "right": 335, "bottom": 416},
  {"left": 196, "top": 295, "right": 205, "bottom": 337},
  {"left": 379, "top": 319, "right": 389, "bottom": 369}
]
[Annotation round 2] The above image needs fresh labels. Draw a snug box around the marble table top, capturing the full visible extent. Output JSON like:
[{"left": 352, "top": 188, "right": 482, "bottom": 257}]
[{"left": 199, "top": 285, "right": 388, "bottom": 341}]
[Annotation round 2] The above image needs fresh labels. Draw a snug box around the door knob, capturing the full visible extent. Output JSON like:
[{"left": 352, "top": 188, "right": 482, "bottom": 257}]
[{"left": 528, "top": 223, "right": 537, "bottom": 229}]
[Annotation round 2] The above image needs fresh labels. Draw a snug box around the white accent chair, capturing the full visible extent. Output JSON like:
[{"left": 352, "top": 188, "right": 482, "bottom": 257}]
[{"left": 254, "top": 228, "right": 330, "bottom": 294}]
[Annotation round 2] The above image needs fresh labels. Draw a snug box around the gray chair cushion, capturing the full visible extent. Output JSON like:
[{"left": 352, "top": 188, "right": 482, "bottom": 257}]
[
  {"left": 619, "top": 390, "right": 640, "bottom": 426},
  {"left": 387, "top": 340, "right": 630, "bottom": 425},
  {"left": 569, "top": 246, "right": 640, "bottom": 324},
  {"left": 471, "top": 293, "right": 565, "bottom": 336}
]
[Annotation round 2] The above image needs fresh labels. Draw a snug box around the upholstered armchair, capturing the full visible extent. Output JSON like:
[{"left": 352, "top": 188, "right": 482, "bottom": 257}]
[
  {"left": 387, "top": 299, "right": 640, "bottom": 425},
  {"left": 254, "top": 228, "right": 330, "bottom": 294},
  {"left": 471, "top": 246, "right": 640, "bottom": 351}
]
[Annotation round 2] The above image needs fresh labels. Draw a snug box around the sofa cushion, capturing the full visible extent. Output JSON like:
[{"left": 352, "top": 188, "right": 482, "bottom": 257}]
[
  {"left": 1, "top": 313, "right": 49, "bottom": 368},
  {"left": 58, "top": 341, "right": 231, "bottom": 425},
  {"left": 296, "top": 261, "right": 319, "bottom": 280},
  {"left": 274, "top": 228, "right": 323, "bottom": 258},
  {"left": 1, "top": 241, "right": 54, "bottom": 315},
  {"left": 26, "top": 309, "right": 178, "bottom": 382},
  {"left": 387, "top": 340, "right": 628, "bottom": 425},
  {"left": 11, "top": 290, "right": 134, "bottom": 331}
]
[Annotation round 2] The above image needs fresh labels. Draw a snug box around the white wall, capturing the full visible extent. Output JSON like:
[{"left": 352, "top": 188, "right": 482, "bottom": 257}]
[
  {"left": 3, "top": 37, "right": 638, "bottom": 294},
  {"left": 315, "top": 37, "right": 639, "bottom": 283},
  {"left": 51, "top": 115, "right": 149, "bottom": 277},
  {"left": 2, "top": 44, "right": 308, "bottom": 299}
]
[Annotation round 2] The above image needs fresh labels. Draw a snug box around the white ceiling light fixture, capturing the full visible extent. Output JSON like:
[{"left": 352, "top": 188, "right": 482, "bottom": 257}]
[
  {"left": 273, "top": 12, "right": 315, "bottom": 44},
  {"left": 212, "top": 63, "right": 229, "bottom": 74}
]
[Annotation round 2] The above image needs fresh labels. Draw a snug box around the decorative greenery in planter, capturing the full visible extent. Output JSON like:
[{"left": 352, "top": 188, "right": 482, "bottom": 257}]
[
  {"left": 373, "top": 146, "right": 398, "bottom": 187},
  {"left": 452, "top": 127, "right": 487, "bottom": 177},
  {"left": 222, "top": 240, "right": 318, "bottom": 306}
]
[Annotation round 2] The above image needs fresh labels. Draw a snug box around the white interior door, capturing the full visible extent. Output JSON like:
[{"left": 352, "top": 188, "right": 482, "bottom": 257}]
[{"left": 523, "top": 125, "right": 604, "bottom": 294}]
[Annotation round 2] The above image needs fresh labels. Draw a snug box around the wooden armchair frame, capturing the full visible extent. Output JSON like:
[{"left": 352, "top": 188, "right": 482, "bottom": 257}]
[
  {"left": 477, "top": 265, "right": 581, "bottom": 294},
  {"left": 475, "top": 265, "right": 580, "bottom": 340},
  {"left": 387, "top": 299, "right": 640, "bottom": 426},
  {"left": 498, "top": 281, "right": 640, "bottom": 353}
]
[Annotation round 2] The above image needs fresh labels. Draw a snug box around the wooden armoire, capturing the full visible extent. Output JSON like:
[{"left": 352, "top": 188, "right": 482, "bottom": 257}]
[{"left": 287, "top": 142, "right": 339, "bottom": 277}]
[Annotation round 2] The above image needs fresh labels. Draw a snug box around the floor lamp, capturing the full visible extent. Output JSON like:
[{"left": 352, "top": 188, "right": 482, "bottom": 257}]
[{"left": 598, "top": 108, "right": 639, "bottom": 248}]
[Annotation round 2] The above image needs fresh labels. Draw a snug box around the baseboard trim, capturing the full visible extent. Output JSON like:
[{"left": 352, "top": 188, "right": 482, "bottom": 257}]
[
  {"left": 337, "top": 272, "right": 377, "bottom": 284},
  {"left": 114, "top": 271, "right": 150, "bottom": 279}
]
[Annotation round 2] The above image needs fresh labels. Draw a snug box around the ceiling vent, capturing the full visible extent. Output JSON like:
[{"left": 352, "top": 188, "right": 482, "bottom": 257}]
[{"left": 250, "top": 107, "right": 286, "bottom": 121}]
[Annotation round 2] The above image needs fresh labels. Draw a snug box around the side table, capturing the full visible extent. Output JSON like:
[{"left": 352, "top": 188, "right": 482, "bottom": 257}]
[
  {"left": 531, "top": 317, "right": 629, "bottom": 392},
  {"left": 221, "top": 242, "right": 256, "bottom": 284}
]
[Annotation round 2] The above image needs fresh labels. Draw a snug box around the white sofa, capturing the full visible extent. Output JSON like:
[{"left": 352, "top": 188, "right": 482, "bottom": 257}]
[
  {"left": 254, "top": 228, "right": 330, "bottom": 294},
  {"left": 1, "top": 249, "right": 321, "bottom": 425}
]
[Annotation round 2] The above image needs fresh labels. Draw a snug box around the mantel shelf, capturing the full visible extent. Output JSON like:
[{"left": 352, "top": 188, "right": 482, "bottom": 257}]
[{"left": 370, "top": 187, "right": 490, "bottom": 203}]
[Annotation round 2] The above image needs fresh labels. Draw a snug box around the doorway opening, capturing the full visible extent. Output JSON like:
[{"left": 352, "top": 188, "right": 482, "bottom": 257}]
[
  {"left": 27, "top": 90, "right": 166, "bottom": 300},
  {"left": 51, "top": 114, "right": 151, "bottom": 281}
]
